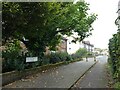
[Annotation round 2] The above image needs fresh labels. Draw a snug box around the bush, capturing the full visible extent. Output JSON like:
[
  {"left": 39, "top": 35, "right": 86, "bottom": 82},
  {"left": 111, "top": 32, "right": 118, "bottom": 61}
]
[
  {"left": 49, "top": 52, "right": 72, "bottom": 64},
  {"left": 41, "top": 56, "right": 50, "bottom": 65},
  {"left": 59, "top": 52, "right": 72, "bottom": 61},
  {"left": 2, "top": 39, "right": 83, "bottom": 73},
  {"left": 2, "top": 40, "right": 73, "bottom": 73},
  {"left": 71, "top": 48, "right": 88, "bottom": 60},
  {"left": 66, "top": 54, "right": 72, "bottom": 61},
  {"left": 114, "top": 82, "right": 120, "bottom": 89},
  {"left": 49, "top": 52, "right": 61, "bottom": 64},
  {"left": 2, "top": 39, "right": 41, "bottom": 72},
  {"left": 2, "top": 39, "right": 26, "bottom": 72},
  {"left": 87, "top": 52, "right": 93, "bottom": 57}
]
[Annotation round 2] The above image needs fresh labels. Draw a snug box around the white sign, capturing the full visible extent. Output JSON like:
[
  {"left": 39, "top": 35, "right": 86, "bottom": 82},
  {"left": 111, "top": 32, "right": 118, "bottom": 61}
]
[{"left": 26, "top": 57, "right": 38, "bottom": 63}]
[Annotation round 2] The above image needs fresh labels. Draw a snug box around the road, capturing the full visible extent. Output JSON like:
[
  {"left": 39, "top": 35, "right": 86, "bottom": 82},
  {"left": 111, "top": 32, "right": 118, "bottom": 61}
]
[
  {"left": 3, "top": 58, "right": 96, "bottom": 88},
  {"left": 3, "top": 55, "right": 113, "bottom": 89},
  {"left": 71, "top": 55, "right": 113, "bottom": 89}
]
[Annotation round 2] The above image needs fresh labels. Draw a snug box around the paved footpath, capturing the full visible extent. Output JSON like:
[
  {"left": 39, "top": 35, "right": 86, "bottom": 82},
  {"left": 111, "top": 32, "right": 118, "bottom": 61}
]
[
  {"left": 3, "top": 58, "right": 96, "bottom": 88},
  {"left": 72, "top": 55, "right": 113, "bottom": 89}
]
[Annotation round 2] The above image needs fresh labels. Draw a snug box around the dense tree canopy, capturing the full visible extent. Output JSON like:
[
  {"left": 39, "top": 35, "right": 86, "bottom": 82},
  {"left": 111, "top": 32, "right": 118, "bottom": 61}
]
[{"left": 2, "top": 1, "right": 97, "bottom": 56}]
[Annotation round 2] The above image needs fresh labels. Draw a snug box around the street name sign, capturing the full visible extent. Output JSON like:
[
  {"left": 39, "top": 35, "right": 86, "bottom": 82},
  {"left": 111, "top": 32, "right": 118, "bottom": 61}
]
[{"left": 26, "top": 57, "right": 38, "bottom": 63}]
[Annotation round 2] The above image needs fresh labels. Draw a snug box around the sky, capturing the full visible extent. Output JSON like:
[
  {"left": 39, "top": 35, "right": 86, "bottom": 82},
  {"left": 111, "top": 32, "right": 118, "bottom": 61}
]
[{"left": 83, "top": 0, "right": 119, "bottom": 49}]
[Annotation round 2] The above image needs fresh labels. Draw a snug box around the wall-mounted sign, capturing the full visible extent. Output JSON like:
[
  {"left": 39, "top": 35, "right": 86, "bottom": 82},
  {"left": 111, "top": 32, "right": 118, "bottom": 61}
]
[{"left": 26, "top": 57, "right": 38, "bottom": 63}]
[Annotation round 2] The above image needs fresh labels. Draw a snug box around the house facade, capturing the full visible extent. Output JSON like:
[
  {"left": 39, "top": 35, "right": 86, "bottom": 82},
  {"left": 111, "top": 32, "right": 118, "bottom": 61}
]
[
  {"left": 45, "top": 37, "right": 67, "bottom": 55},
  {"left": 82, "top": 41, "right": 94, "bottom": 53},
  {"left": 57, "top": 38, "right": 67, "bottom": 52},
  {"left": 65, "top": 36, "right": 94, "bottom": 54},
  {"left": 66, "top": 37, "right": 81, "bottom": 54},
  {"left": 45, "top": 35, "right": 94, "bottom": 55}
]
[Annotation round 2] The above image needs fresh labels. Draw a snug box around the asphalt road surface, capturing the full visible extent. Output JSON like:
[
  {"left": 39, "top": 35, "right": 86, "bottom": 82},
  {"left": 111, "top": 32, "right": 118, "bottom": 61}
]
[
  {"left": 72, "top": 55, "right": 113, "bottom": 89},
  {"left": 3, "top": 58, "right": 96, "bottom": 88}
]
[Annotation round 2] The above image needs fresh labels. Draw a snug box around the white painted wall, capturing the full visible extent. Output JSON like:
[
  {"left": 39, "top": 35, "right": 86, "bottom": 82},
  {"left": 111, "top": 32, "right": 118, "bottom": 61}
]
[
  {"left": 63, "top": 32, "right": 94, "bottom": 54},
  {"left": 66, "top": 37, "right": 80, "bottom": 54},
  {"left": 79, "top": 42, "right": 84, "bottom": 48},
  {"left": 66, "top": 38, "right": 94, "bottom": 54}
]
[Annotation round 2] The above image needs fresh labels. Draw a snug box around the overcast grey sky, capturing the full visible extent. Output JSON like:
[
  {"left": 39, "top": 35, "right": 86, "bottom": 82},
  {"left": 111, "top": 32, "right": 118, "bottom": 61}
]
[{"left": 83, "top": 0, "right": 119, "bottom": 49}]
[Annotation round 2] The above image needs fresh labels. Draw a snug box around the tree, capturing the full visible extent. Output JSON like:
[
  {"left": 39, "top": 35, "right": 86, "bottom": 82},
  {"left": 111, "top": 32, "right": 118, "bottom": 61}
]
[{"left": 2, "top": 1, "right": 97, "bottom": 56}]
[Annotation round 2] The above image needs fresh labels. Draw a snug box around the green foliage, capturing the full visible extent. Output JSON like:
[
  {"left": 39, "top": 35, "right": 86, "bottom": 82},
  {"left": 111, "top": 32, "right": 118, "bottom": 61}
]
[
  {"left": 108, "top": 31, "right": 120, "bottom": 82},
  {"left": 114, "top": 82, "right": 120, "bottom": 89},
  {"left": 2, "top": 47, "right": 79, "bottom": 73},
  {"left": 2, "top": 39, "right": 25, "bottom": 72},
  {"left": 49, "top": 52, "right": 72, "bottom": 64},
  {"left": 49, "top": 53, "right": 61, "bottom": 64},
  {"left": 87, "top": 52, "right": 93, "bottom": 57},
  {"left": 72, "top": 48, "right": 88, "bottom": 59},
  {"left": 41, "top": 56, "right": 50, "bottom": 65},
  {"left": 2, "top": 39, "right": 41, "bottom": 72},
  {"left": 2, "top": 2, "right": 97, "bottom": 57},
  {"left": 2, "top": 1, "right": 97, "bottom": 73},
  {"left": 58, "top": 52, "right": 72, "bottom": 61}
]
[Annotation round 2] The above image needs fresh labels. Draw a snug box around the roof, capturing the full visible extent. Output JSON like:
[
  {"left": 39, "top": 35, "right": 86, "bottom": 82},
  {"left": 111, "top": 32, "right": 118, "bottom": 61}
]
[{"left": 82, "top": 41, "right": 94, "bottom": 47}]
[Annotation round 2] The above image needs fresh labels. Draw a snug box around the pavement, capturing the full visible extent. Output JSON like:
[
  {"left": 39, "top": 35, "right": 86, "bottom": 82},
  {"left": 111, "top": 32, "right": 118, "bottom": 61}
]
[
  {"left": 71, "top": 55, "right": 113, "bottom": 88},
  {"left": 3, "top": 58, "right": 96, "bottom": 88}
]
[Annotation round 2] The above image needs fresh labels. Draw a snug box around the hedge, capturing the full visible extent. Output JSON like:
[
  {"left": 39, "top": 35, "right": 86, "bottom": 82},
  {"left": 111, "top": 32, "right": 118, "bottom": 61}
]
[
  {"left": 2, "top": 40, "right": 88, "bottom": 73},
  {"left": 108, "top": 31, "right": 120, "bottom": 82}
]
